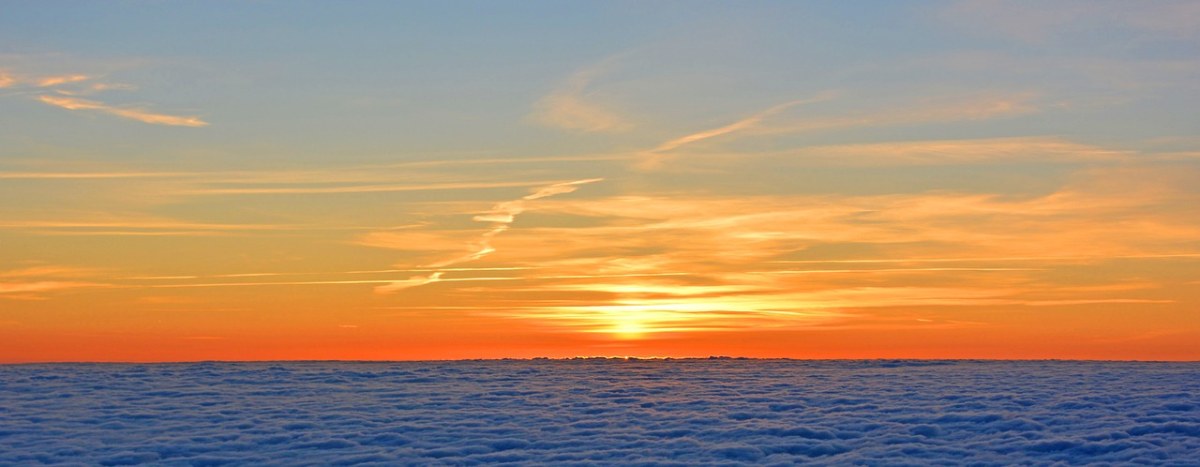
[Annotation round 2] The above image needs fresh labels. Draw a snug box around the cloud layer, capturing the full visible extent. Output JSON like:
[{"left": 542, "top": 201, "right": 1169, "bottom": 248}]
[
  {"left": 1, "top": 63, "right": 207, "bottom": 127},
  {"left": 1, "top": 361, "right": 1197, "bottom": 465}
]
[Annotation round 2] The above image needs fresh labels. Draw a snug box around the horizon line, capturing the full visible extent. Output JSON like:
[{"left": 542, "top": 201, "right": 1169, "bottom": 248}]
[{"left": 4, "top": 357, "right": 1198, "bottom": 365}]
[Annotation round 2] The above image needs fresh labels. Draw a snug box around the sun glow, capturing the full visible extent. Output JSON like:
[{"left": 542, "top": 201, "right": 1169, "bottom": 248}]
[
  {"left": 513, "top": 296, "right": 835, "bottom": 339},
  {"left": 608, "top": 312, "right": 649, "bottom": 340}
]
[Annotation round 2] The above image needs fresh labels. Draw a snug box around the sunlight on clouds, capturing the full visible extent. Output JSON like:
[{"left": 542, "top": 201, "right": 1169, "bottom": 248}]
[
  {"left": 778, "top": 137, "right": 1128, "bottom": 166},
  {"left": 0, "top": 219, "right": 298, "bottom": 237},
  {"left": 3, "top": 2, "right": 1199, "bottom": 360},
  {"left": 0, "top": 265, "right": 100, "bottom": 279},
  {"left": 531, "top": 167, "right": 1199, "bottom": 259},
  {"left": 495, "top": 280, "right": 1114, "bottom": 336},
  {"left": 363, "top": 166, "right": 1198, "bottom": 338},
  {"left": 0, "top": 281, "right": 106, "bottom": 297},
  {"left": 0, "top": 61, "right": 209, "bottom": 128},
  {"left": 638, "top": 94, "right": 834, "bottom": 170},
  {"left": 373, "top": 272, "right": 443, "bottom": 294},
  {"left": 0, "top": 265, "right": 110, "bottom": 300},
  {"left": 373, "top": 179, "right": 603, "bottom": 294},
  {"left": 187, "top": 180, "right": 553, "bottom": 195},
  {"left": 752, "top": 93, "right": 1040, "bottom": 136},
  {"left": 37, "top": 95, "right": 208, "bottom": 127},
  {"left": 474, "top": 276, "right": 1051, "bottom": 336},
  {"left": 0, "top": 171, "right": 186, "bottom": 179},
  {"left": 650, "top": 96, "right": 832, "bottom": 153},
  {"left": 627, "top": 92, "right": 1038, "bottom": 171},
  {"left": 36, "top": 74, "right": 91, "bottom": 87},
  {"left": 534, "top": 93, "right": 630, "bottom": 133},
  {"left": 532, "top": 59, "right": 631, "bottom": 133}
]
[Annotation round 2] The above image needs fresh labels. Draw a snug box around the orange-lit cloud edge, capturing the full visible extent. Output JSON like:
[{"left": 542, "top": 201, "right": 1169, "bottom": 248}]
[{"left": 4, "top": 104, "right": 1198, "bottom": 362}]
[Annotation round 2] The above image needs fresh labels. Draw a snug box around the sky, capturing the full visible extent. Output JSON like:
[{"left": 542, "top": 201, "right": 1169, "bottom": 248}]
[{"left": 1, "top": 1, "right": 1198, "bottom": 362}]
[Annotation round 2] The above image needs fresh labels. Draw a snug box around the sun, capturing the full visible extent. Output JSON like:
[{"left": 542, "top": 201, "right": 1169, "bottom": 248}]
[{"left": 609, "top": 313, "right": 649, "bottom": 340}]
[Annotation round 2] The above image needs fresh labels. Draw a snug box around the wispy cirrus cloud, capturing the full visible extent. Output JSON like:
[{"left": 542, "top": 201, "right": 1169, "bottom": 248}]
[
  {"left": 187, "top": 179, "right": 558, "bottom": 195},
  {"left": 637, "top": 94, "right": 835, "bottom": 170},
  {"left": 37, "top": 95, "right": 208, "bottom": 127},
  {"left": 0, "top": 154, "right": 624, "bottom": 191},
  {"left": 527, "top": 186, "right": 1197, "bottom": 263},
  {"left": 472, "top": 279, "right": 1172, "bottom": 336},
  {"left": 635, "top": 92, "right": 1037, "bottom": 170},
  {"left": 772, "top": 253, "right": 1200, "bottom": 265},
  {"left": 0, "top": 281, "right": 108, "bottom": 298},
  {"left": 0, "top": 171, "right": 187, "bottom": 180},
  {"left": 35, "top": 74, "right": 91, "bottom": 87},
  {"left": 378, "top": 165, "right": 1197, "bottom": 335},
  {"left": 0, "top": 219, "right": 307, "bottom": 237},
  {"left": 372, "top": 178, "right": 603, "bottom": 294},
  {"left": 0, "top": 265, "right": 100, "bottom": 279},
  {"left": 0, "top": 265, "right": 110, "bottom": 300},
  {"left": 435, "top": 178, "right": 603, "bottom": 267},
  {"left": 0, "top": 70, "right": 93, "bottom": 89},
  {"left": 751, "top": 93, "right": 1039, "bottom": 136},
  {"left": 370, "top": 273, "right": 444, "bottom": 294},
  {"left": 650, "top": 96, "right": 834, "bottom": 154},
  {"left": 1, "top": 60, "right": 207, "bottom": 127},
  {"left": 775, "top": 137, "right": 1128, "bottom": 166},
  {"left": 531, "top": 58, "right": 631, "bottom": 133}
]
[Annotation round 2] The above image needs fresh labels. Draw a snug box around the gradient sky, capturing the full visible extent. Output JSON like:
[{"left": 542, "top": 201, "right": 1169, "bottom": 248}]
[{"left": 2, "top": 1, "right": 1199, "bottom": 362}]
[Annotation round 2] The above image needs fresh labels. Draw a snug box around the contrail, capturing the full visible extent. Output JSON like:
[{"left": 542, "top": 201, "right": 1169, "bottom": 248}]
[
  {"left": 375, "top": 178, "right": 603, "bottom": 293},
  {"left": 637, "top": 93, "right": 835, "bottom": 170}
]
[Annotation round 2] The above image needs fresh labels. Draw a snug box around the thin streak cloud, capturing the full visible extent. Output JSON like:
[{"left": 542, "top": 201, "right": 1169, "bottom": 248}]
[
  {"left": 0, "top": 265, "right": 112, "bottom": 299},
  {"left": 375, "top": 179, "right": 603, "bottom": 294},
  {"left": 771, "top": 253, "right": 1200, "bottom": 264},
  {"left": 776, "top": 137, "right": 1127, "bottom": 166},
  {"left": 188, "top": 180, "right": 561, "bottom": 195},
  {"left": 36, "top": 74, "right": 90, "bottom": 87},
  {"left": 638, "top": 94, "right": 834, "bottom": 169},
  {"left": 752, "top": 93, "right": 1040, "bottom": 136},
  {"left": 0, "top": 281, "right": 107, "bottom": 296},
  {"left": 651, "top": 97, "right": 829, "bottom": 153},
  {"left": 37, "top": 95, "right": 208, "bottom": 127},
  {"left": 0, "top": 220, "right": 293, "bottom": 231},
  {"left": 372, "top": 272, "right": 444, "bottom": 294},
  {"left": 374, "top": 153, "right": 633, "bottom": 170},
  {"left": 0, "top": 171, "right": 187, "bottom": 179},
  {"left": 753, "top": 267, "right": 1044, "bottom": 274},
  {"left": 126, "top": 266, "right": 533, "bottom": 281},
  {"left": 142, "top": 276, "right": 519, "bottom": 289}
]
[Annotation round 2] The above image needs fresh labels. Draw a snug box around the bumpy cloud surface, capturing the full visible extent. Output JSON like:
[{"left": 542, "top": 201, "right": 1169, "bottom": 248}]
[{"left": 1, "top": 360, "right": 1197, "bottom": 465}]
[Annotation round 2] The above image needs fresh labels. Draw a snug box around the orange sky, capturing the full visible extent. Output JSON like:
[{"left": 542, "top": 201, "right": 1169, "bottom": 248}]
[{"left": 2, "top": 2, "right": 1199, "bottom": 362}]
